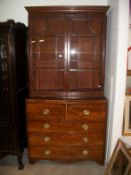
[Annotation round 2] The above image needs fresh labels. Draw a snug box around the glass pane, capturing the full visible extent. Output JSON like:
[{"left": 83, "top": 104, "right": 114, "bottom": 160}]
[
  {"left": 32, "top": 36, "right": 65, "bottom": 69},
  {"left": 70, "top": 36, "right": 101, "bottom": 69},
  {"left": 69, "top": 70, "right": 100, "bottom": 90},
  {"left": 70, "top": 18, "right": 103, "bottom": 35},
  {"left": 32, "top": 53, "right": 64, "bottom": 69},
  {"left": 33, "top": 69, "right": 64, "bottom": 91},
  {"left": 30, "top": 16, "right": 66, "bottom": 35}
]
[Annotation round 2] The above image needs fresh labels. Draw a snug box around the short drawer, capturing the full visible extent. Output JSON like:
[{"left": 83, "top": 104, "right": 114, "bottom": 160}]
[
  {"left": 67, "top": 101, "right": 107, "bottom": 121},
  {"left": 27, "top": 120, "right": 105, "bottom": 134},
  {"left": 28, "top": 132, "right": 105, "bottom": 146},
  {"left": 26, "top": 101, "right": 66, "bottom": 118},
  {"left": 29, "top": 145, "right": 104, "bottom": 161}
]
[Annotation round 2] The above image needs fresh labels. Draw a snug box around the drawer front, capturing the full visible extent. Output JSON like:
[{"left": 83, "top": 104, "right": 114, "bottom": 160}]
[
  {"left": 67, "top": 101, "right": 107, "bottom": 121},
  {"left": 27, "top": 120, "right": 105, "bottom": 134},
  {"left": 28, "top": 132, "right": 105, "bottom": 146},
  {"left": 66, "top": 146, "right": 104, "bottom": 160},
  {"left": 29, "top": 145, "right": 104, "bottom": 161},
  {"left": 26, "top": 102, "right": 66, "bottom": 118}
]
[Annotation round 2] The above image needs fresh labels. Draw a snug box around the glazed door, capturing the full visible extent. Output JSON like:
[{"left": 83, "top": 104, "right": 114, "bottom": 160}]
[
  {"left": 29, "top": 14, "right": 106, "bottom": 99},
  {"left": 29, "top": 16, "right": 68, "bottom": 98},
  {"left": 67, "top": 16, "right": 106, "bottom": 98}
]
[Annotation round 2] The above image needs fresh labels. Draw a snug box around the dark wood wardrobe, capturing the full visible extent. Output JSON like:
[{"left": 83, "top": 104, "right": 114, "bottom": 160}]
[
  {"left": 0, "top": 20, "right": 27, "bottom": 169},
  {"left": 25, "top": 6, "right": 109, "bottom": 165}
]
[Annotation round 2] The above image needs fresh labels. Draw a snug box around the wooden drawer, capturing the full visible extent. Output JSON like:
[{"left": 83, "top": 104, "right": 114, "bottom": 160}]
[
  {"left": 28, "top": 132, "right": 105, "bottom": 146},
  {"left": 67, "top": 101, "right": 107, "bottom": 121},
  {"left": 27, "top": 120, "right": 105, "bottom": 134},
  {"left": 66, "top": 146, "right": 104, "bottom": 161},
  {"left": 29, "top": 145, "right": 104, "bottom": 161},
  {"left": 26, "top": 101, "right": 66, "bottom": 118}
]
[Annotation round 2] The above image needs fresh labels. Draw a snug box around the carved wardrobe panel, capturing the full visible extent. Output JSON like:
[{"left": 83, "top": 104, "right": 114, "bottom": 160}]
[{"left": 0, "top": 20, "right": 27, "bottom": 169}]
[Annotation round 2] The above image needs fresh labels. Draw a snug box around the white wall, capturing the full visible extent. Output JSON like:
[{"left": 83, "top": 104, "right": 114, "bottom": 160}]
[
  {"left": 126, "top": 28, "right": 131, "bottom": 88},
  {"left": 105, "top": 0, "right": 129, "bottom": 162},
  {"left": 0, "top": 0, "right": 107, "bottom": 25}
]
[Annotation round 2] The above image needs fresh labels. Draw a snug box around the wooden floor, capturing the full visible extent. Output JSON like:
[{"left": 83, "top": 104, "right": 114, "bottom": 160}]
[{"left": 0, "top": 149, "right": 105, "bottom": 175}]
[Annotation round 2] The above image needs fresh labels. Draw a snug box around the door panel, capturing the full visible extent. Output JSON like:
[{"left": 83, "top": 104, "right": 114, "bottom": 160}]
[
  {"left": 29, "top": 16, "right": 67, "bottom": 97},
  {"left": 68, "top": 17, "right": 104, "bottom": 95},
  {"left": 0, "top": 31, "right": 11, "bottom": 121},
  {"left": 0, "top": 123, "right": 14, "bottom": 150}
]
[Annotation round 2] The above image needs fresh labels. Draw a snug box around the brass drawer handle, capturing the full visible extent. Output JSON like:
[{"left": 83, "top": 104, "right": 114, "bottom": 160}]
[
  {"left": 82, "top": 136, "right": 88, "bottom": 143},
  {"left": 82, "top": 124, "right": 89, "bottom": 130},
  {"left": 42, "top": 109, "right": 50, "bottom": 115},
  {"left": 82, "top": 150, "right": 88, "bottom": 155},
  {"left": 43, "top": 136, "right": 50, "bottom": 142},
  {"left": 83, "top": 109, "right": 90, "bottom": 116},
  {"left": 43, "top": 123, "right": 50, "bottom": 129},
  {"left": 44, "top": 150, "right": 51, "bottom": 156}
]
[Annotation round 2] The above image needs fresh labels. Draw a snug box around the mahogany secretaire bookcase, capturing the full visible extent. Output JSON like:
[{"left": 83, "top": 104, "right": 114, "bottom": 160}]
[{"left": 25, "top": 6, "right": 109, "bottom": 165}]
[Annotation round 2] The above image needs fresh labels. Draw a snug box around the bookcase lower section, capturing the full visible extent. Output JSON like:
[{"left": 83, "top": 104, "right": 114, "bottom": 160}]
[{"left": 26, "top": 99, "right": 107, "bottom": 165}]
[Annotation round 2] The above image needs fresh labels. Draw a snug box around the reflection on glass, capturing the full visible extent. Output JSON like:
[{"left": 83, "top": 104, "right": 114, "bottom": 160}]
[
  {"left": 70, "top": 49, "right": 76, "bottom": 55},
  {"left": 58, "top": 54, "right": 63, "bottom": 58}
]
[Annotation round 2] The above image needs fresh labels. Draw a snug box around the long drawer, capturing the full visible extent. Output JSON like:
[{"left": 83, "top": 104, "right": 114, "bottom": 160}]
[
  {"left": 27, "top": 120, "right": 105, "bottom": 134},
  {"left": 29, "top": 145, "right": 104, "bottom": 161},
  {"left": 28, "top": 132, "right": 105, "bottom": 146}
]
